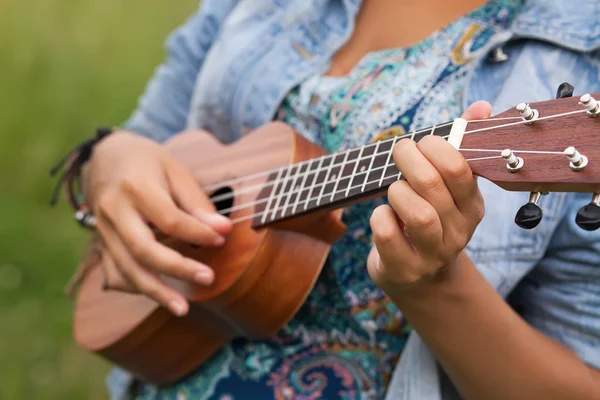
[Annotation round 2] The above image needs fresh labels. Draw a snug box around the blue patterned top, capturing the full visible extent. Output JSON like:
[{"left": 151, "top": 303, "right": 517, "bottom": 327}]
[{"left": 131, "top": 1, "right": 522, "bottom": 398}]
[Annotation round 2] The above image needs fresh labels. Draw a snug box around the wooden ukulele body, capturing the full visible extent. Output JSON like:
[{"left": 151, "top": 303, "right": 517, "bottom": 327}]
[{"left": 73, "top": 122, "right": 346, "bottom": 384}]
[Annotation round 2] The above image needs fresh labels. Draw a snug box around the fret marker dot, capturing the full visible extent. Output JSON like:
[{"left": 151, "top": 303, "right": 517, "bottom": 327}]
[
  {"left": 360, "top": 166, "right": 366, "bottom": 173},
  {"left": 332, "top": 174, "right": 337, "bottom": 179}
]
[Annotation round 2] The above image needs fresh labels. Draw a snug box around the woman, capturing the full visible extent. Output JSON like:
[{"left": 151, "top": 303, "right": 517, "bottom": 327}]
[{"left": 71, "top": 0, "right": 600, "bottom": 398}]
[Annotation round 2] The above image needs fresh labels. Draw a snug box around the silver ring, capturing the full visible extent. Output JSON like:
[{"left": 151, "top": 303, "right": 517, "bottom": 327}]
[{"left": 75, "top": 210, "right": 97, "bottom": 229}]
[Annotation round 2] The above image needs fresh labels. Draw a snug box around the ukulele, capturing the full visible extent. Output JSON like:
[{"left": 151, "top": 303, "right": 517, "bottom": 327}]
[{"left": 72, "top": 89, "right": 600, "bottom": 385}]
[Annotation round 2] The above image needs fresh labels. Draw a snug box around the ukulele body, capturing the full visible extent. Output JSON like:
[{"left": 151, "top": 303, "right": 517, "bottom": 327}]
[{"left": 73, "top": 122, "right": 346, "bottom": 385}]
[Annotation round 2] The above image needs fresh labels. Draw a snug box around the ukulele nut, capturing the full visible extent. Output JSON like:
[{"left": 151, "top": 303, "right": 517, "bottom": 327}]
[
  {"left": 516, "top": 103, "right": 539, "bottom": 124},
  {"left": 502, "top": 149, "right": 524, "bottom": 173},
  {"left": 564, "top": 146, "right": 588, "bottom": 171},
  {"left": 580, "top": 94, "right": 600, "bottom": 117}
]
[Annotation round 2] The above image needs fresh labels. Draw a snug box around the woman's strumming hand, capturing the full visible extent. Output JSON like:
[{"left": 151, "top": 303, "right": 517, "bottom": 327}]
[
  {"left": 83, "top": 131, "right": 232, "bottom": 316},
  {"left": 367, "top": 101, "right": 491, "bottom": 296}
]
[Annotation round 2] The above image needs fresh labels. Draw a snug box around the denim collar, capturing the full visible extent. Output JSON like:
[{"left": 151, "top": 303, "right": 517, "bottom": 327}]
[
  {"left": 511, "top": 0, "right": 600, "bottom": 51},
  {"left": 341, "top": 0, "right": 600, "bottom": 52}
]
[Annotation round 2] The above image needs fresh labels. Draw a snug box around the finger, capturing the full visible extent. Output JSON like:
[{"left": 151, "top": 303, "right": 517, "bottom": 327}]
[
  {"left": 164, "top": 158, "right": 232, "bottom": 235},
  {"left": 369, "top": 204, "right": 416, "bottom": 266},
  {"left": 393, "top": 138, "right": 456, "bottom": 219},
  {"left": 100, "top": 247, "right": 137, "bottom": 293},
  {"left": 112, "top": 203, "right": 215, "bottom": 285},
  {"left": 387, "top": 181, "right": 443, "bottom": 251},
  {"left": 417, "top": 135, "right": 478, "bottom": 211},
  {"left": 127, "top": 180, "right": 226, "bottom": 247},
  {"left": 461, "top": 100, "right": 492, "bottom": 121},
  {"left": 96, "top": 218, "right": 190, "bottom": 316}
]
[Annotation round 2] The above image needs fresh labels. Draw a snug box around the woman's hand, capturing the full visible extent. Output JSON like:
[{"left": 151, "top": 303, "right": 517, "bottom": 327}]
[
  {"left": 367, "top": 101, "right": 490, "bottom": 296},
  {"left": 83, "top": 131, "right": 232, "bottom": 316}
]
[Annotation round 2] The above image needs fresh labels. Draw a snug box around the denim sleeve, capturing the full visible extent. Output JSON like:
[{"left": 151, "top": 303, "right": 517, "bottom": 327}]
[
  {"left": 508, "top": 192, "right": 600, "bottom": 370},
  {"left": 123, "top": 0, "right": 239, "bottom": 142}
]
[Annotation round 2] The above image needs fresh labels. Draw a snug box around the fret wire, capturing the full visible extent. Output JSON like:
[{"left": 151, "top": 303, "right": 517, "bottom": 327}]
[
  {"left": 381, "top": 136, "right": 399, "bottom": 187},
  {"left": 292, "top": 159, "right": 315, "bottom": 214},
  {"left": 362, "top": 141, "right": 380, "bottom": 193},
  {"left": 430, "top": 124, "right": 436, "bottom": 135},
  {"left": 270, "top": 165, "right": 293, "bottom": 221},
  {"left": 238, "top": 110, "right": 585, "bottom": 219},
  {"left": 209, "top": 110, "right": 563, "bottom": 193},
  {"left": 244, "top": 150, "right": 527, "bottom": 224},
  {"left": 316, "top": 154, "right": 337, "bottom": 206},
  {"left": 279, "top": 163, "right": 304, "bottom": 217},
  {"left": 261, "top": 167, "right": 284, "bottom": 224},
  {"left": 302, "top": 158, "right": 322, "bottom": 211},
  {"left": 346, "top": 145, "right": 366, "bottom": 197},
  {"left": 206, "top": 121, "right": 469, "bottom": 192},
  {"left": 304, "top": 156, "right": 327, "bottom": 210},
  {"left": 330, "top": 151, "right": 351, "bottom": 202},
  {"left": 218, "top": 125, "right": 452, "bottom": 206}
]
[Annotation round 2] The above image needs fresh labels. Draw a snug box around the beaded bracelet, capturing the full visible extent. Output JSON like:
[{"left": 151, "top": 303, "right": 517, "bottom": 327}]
[{"left": 49, "top": 126, "right": 116, "bottom": 229}]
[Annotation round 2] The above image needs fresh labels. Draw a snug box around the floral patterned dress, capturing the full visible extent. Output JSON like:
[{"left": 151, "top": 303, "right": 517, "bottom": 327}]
[{"left": 132, "top": 1, "right": 522, "bottom": 398}]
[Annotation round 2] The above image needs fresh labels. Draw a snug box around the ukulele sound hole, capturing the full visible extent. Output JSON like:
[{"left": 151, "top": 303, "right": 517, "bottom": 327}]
[{"left": 210, "top": 187, "right": 234, "bottom": 217}]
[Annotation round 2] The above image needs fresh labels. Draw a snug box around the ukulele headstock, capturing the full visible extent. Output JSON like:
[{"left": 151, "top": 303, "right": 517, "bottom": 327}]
[{"left": 460, "top": 86, "right": 600, "bottom": 231}]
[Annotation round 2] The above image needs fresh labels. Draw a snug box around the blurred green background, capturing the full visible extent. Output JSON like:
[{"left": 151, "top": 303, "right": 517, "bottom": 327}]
[{"left": 0, "top": 1, "right": 198, "bottom": 398}]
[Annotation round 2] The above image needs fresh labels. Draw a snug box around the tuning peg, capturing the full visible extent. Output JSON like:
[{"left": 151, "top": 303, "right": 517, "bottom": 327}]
[
  {"left": 556, "top": 82, "right": 574, "bottom": 99},
  {"left": 515, "top": 192, "right": 544, "bottom": 230},
  {"left": 575, "top": 193, "right": 600, "bottom": 231},
  {"left": 580, "top": 94, "right": 600, "bottom": 117}
]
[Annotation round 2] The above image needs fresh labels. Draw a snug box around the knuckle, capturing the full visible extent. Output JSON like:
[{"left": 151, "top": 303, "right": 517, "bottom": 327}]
[
  {"left": 446, "top": 158, "right": 472, "bottom": 179},
  {"left": 409, "top": 208, "right": 438, "bottom": 231},
  {"left": 119, "top": 177, "right": 142, "bottom": 198},
  {"left": 128, "top": 240, "right": 153, "bottom": 262},
  {"left": 452, "top": 231, "right": 471, "bottom": 252},
  {"left": 418, "top": 173, "right": 445, "bottom": 193},
  {"left": 158, "top": 214, "right": 181, "bottom": 235},
  {"left": 393, "top": 269, "right": 422, "bottom": 286},
  {"left": 97, "top": 192, "right": 117, "bottom": 215},
  {"left": 473, "top": 201, "right": 485, "bottom": 223},
  {"left": 373, "top": 225, "right": 396, "bottom": 246}
]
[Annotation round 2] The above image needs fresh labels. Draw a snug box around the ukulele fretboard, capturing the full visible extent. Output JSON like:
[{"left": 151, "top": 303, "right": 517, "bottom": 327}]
[{"left": 253, "top": 122, "right": 454, "bottom": 227}]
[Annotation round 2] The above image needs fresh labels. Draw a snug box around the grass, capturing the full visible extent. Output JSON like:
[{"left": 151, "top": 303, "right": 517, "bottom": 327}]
[{"left": 0, "top": 0, "right": 198, "bottom": 398}]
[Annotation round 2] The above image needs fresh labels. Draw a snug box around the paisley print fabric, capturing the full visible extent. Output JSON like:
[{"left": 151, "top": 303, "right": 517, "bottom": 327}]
[{"left": 131, "top": 1, "right": 522, "bottom": 398}]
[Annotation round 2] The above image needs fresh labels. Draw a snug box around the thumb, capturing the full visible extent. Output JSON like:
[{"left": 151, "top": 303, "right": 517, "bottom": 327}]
[{"left": 461, "top": 100, "right": 492, "bottom": 121}]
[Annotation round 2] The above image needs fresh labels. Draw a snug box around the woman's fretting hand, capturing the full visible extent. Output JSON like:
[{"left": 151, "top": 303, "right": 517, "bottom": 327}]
[
  {"left": 367, "top": 101, "right": 491, "bottom": 296},
  {"left": 83, "top": 132, "right": 232, "bottom": 316}
]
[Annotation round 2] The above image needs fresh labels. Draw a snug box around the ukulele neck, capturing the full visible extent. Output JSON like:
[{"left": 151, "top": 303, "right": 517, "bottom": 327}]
[{"left": 253, "top": 118, "right": 468, "bottom": 228}]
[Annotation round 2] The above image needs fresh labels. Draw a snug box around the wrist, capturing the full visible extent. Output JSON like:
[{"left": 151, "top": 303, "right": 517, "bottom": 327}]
[{"left": 381, "top": 251, "right": 471, "bottom": 307}]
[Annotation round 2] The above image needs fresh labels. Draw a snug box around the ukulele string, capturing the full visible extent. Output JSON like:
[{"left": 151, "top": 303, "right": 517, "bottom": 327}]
[
  {"left": 205, "top": 121, "right": 455, "bottom": 193},
  {"left": 210, "top": 107, "right": 585, "bottom": 209},
  {"left": 225, "top": 156, "right": 502, "bottom": 223},
  {"left": 206, "top": 114, "right": 523, "bottom": 194},
  {"left": 208, "top": 109, "right": 585, "bottom": 206},
  {"left": 222, "top": 149, "right": 568, "bottom": 225},
  {"left": 459, "top": 148, "right": 566, "bottom": 154}
]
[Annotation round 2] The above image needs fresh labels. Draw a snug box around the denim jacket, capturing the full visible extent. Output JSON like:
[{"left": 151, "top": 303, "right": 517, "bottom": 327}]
[{"left": 111, "top": 0, "right": 600, "bottom": 398}]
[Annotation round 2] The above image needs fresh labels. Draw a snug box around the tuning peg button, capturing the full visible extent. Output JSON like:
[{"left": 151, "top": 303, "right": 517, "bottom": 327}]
[
  {"left": 556, "top": 82, "right": 574, "bottom": 99},
  {"left": 576, "top": 193, "right": 600, "bottom": 231},
  {"left": 515, "top": 192, "right": 544, "bottom": 230}
]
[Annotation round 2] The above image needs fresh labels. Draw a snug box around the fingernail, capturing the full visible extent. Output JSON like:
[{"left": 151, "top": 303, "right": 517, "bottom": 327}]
[
  {"left": 194, "top": 210, "right": 231, "bottom": 226},
  {"left": 214, "top": 235, "right": 225, "bottom": 246},
  {"left": 168, "top": 300, "right": 188, "bottom": 317},
  {"left": 194, "top": 270, "right": 213, "bottom": 285}
]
